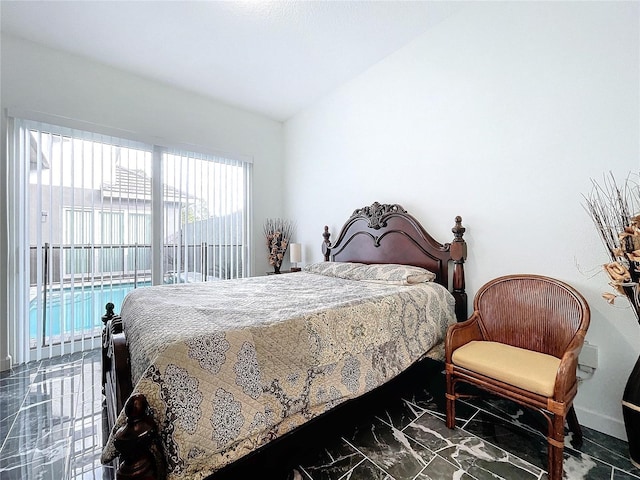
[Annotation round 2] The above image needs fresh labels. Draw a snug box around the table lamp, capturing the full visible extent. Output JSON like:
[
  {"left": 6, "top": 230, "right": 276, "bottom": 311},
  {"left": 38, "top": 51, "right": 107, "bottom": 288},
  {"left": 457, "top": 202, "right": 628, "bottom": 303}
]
[{"left": 290, "top": 243, "right": 302, "bottom": 272}]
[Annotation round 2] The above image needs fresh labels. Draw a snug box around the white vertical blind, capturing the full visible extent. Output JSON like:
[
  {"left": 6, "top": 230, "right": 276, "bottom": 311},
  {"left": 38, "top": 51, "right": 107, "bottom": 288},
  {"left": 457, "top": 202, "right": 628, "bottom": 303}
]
[
  {"left": 8, "top": 118, "right": 30, "bottom": 365},
  {"left": 11, "top": 119, "right": 155, "bottom": 362},
  {"left": 162, "top": 149, "right": 251, "bottom": 283},
  {"left": 8, "top": 116, "right": 252, "bottom": 364}
]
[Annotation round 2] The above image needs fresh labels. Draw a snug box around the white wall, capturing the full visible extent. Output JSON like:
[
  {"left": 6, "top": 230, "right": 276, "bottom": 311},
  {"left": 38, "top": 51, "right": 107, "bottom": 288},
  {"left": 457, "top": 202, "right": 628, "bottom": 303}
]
[
  {"left": 0, "top": 34, "right": 284, "bottom": 369},
  {"left": 284, "top": 1, "right": 640, "bottom": 440}
]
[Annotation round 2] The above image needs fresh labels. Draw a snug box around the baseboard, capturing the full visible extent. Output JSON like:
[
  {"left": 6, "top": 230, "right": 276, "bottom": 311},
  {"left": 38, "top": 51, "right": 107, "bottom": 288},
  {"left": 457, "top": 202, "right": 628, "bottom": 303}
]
[
  {"left": 0, "top": 355, "right": 12, "bottom": 372},
  {"left": 575, "top": 404, "right": 627, "bottom": 441}
]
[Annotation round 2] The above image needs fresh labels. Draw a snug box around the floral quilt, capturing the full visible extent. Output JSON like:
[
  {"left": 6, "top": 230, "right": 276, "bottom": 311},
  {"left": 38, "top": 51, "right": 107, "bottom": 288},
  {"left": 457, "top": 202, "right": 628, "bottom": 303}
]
[{"left": 101, "top": 263, "right": 456, "bottom": 480}]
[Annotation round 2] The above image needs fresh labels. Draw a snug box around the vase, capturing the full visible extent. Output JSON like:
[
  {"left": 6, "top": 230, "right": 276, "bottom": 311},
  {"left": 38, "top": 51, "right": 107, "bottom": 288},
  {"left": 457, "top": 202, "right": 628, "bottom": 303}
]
[
  {"left": 623, "top": 354, "right": 640, "bottom": 468},
  {"left": 273, "top": 264, "right": 281, "bottom": 274}
]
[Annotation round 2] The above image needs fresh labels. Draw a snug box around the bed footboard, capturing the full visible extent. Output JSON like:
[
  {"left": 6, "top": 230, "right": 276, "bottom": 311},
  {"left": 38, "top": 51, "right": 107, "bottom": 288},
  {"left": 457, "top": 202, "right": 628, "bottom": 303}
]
[
  {"left": 102, "top": 302, "right": 133, "bottom": 431},
  {"left": 102, "top": 303, "right": 158, "bottom": 479}
]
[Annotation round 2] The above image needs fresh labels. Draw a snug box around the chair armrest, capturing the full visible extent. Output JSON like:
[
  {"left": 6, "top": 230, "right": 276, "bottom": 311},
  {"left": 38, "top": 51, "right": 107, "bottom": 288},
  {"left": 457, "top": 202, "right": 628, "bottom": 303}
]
[
  {"left": 553, "top": 332, "right": 587, "bottom": 400},
  {"left": 445, "top": 312, "right": 484, "bottom": 363}
]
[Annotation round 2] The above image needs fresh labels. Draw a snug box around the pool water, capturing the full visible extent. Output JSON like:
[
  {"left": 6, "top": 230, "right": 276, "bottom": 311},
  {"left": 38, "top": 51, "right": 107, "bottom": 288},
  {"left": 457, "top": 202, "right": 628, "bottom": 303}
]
[{"left": 29, "top": 282, "right": 150, "bottom": 340}]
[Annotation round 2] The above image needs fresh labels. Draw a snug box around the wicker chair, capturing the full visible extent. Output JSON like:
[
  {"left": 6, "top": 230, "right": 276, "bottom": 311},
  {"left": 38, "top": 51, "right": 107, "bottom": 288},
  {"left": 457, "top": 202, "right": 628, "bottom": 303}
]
[{"left": 445, "top": 274, "right": 590, "bottom": 480}]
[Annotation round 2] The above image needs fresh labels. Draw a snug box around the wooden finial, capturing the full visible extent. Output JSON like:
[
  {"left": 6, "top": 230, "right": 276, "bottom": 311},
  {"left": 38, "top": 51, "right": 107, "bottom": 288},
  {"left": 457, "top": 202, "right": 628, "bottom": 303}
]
[
  {"left": 322, "top": 226, "right": 332, "bottom": 260},
  {"left": 113, "top": 394, "right": 158, "bottom": 479},
  {"left": 450, "top": 216, "right": 467, "bottom": 321},
  {"left": 102, "top": 302, "right": 116, "bottom": 325}
]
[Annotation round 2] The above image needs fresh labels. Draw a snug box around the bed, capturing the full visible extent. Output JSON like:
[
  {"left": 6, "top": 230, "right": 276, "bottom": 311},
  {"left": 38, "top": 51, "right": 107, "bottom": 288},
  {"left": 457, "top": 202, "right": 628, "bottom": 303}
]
[{"left": 100, "top": 202, "right": 467, "bottom": 480}]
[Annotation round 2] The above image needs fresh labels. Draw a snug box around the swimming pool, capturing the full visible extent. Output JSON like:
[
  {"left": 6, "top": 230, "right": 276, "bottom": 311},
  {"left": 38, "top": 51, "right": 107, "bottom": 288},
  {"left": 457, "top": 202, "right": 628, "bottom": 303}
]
[{"left": 29, "top": 281, "right": 150, "bottom": 341}]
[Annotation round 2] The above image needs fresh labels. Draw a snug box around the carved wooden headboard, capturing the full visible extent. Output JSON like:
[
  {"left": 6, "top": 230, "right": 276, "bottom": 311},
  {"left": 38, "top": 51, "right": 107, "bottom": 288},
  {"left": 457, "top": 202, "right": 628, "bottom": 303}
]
[{"left": 322, "top": 202, "right": 467, "bottom": 320}]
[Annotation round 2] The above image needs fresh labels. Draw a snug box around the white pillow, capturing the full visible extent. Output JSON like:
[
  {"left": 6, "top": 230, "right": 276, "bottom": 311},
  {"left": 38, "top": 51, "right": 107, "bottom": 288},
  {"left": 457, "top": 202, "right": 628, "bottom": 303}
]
[{"left": 303, "top": 262, "right": 436, "bottom": 285}]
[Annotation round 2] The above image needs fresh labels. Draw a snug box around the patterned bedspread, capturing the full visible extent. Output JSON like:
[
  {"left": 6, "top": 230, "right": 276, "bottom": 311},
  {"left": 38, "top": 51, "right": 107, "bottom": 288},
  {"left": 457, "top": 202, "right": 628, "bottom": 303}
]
[{"left": 101, "top": 263, "right": 456, "bottom": 480}]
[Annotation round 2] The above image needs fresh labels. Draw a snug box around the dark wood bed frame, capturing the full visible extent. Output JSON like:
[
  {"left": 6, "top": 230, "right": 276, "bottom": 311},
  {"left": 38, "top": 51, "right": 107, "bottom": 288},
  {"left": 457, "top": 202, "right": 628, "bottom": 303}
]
[{"left": 101, "top": 202, "right": 467, "bottom": 480}]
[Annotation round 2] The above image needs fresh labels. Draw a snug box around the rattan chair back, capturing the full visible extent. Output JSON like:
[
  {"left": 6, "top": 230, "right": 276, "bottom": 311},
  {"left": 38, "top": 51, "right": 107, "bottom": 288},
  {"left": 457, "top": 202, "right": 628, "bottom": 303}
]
[{"left": 473, "top": 274, "right": 589, "bottom": 358}]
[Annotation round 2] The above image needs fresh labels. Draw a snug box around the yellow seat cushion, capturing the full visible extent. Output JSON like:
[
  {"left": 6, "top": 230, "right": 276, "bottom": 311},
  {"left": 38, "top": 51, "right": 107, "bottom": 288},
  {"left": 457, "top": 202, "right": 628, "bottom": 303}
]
[{"left": 451, "top": 341, "right": 560, "bottom": 397}]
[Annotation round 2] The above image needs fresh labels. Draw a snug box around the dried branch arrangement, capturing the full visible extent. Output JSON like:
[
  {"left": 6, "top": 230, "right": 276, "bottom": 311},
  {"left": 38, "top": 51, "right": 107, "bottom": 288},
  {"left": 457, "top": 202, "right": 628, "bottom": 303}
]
[
  {"left": 584, "top": 172, "right": 640, "bottom": 323},
  {"left": 263, "top": 218, "right": 295, "bottom": 273}
]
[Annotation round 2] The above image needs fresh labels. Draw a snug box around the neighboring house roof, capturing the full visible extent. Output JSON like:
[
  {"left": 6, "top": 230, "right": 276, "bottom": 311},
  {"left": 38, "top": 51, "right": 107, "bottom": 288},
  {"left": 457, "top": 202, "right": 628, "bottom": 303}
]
[{"left": 101, "top": 165, "right": 186, "bottom": 203}]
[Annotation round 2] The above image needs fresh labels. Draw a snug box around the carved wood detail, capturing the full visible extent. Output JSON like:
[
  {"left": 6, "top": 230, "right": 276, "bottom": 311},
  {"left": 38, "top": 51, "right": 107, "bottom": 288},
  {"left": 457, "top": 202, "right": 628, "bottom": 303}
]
[{"left": 350, "top": 202, "right": 408, "bottom": 229}]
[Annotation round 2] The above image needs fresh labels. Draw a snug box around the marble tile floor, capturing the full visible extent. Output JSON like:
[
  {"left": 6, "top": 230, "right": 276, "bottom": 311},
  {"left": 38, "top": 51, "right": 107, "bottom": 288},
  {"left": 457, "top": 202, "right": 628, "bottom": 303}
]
[
  {"left": 0, "top": 348, "right": 112, "bottom": 480},
  {"left": 1, "top": 349, "right": 639, "bottom": 480}
]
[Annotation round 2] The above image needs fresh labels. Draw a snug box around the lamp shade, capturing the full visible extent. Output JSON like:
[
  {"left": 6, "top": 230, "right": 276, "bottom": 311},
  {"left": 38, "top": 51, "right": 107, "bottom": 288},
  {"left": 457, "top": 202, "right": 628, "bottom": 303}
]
[{"left": 290, "top": 243, "right": 302, "bottom": 264}]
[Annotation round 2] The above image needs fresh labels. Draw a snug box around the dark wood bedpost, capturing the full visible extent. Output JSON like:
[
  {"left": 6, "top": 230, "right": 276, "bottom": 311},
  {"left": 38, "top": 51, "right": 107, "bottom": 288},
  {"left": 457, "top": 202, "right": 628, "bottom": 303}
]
[
  {"left": 450, "top": 216, "right": 468, "bottom": 321},
  {"left": 113, "top": 394, "right": 159, "bottom": 480},
  {"left": 322, "top": 225, "right": 331, "bottom": 261},
  {"left": 102, "top": 302, "right": 117, "bottom": 390},
  {"left": 102, "top": 303, "right": 133, "bottom": 430}
]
